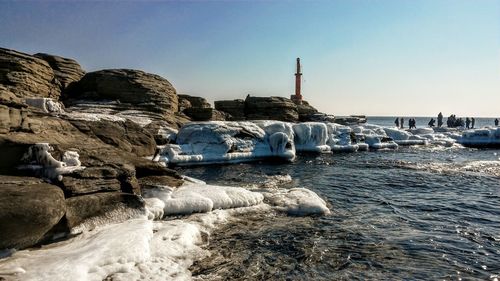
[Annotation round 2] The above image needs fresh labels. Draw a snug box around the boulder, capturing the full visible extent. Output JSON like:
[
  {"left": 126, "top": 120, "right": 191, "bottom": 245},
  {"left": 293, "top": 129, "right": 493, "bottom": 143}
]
[
  {"left": 60, "top": 166, "right": 122, "bottom": 195},
  {"left": 64, "top": 192, "right": 145, "bottom": 233},
  {"left": 297, "top": 101, "right": 319, "bottom": 122},
  {"left": 0, "top": 47, "right": 60, "bottom": 100},
  {"left": 34, "top": 53, "right": 85, "bottom": 91},
  {"left": 0, "top": 176, "right": 66, "bottom": 250},
  {"left": 214, "top": 99, "right": 245, "bottom": 120},
  {"left": 178, "top": 94, "right": 211, "bottom": 109},
  {"left": 64, "top": 69, "right": 178, "bottom": 120},
  {"left": 183, "top": 107, "right": 214, "bottom": 121},
  {"left": 244, "top": 96, "right": 299, "bottom": 122}
]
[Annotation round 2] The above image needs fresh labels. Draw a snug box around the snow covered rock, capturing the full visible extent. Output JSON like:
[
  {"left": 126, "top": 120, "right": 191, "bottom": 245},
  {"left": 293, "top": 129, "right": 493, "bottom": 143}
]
[
  {"left": 293, "top": 122, "right": 331, "bottom": 153},
  {"left": 161, "top": 121, "right": 295, "bottom": 165},
  {"left": 459, "top": 127, "right": 500, "bottom": 148}
]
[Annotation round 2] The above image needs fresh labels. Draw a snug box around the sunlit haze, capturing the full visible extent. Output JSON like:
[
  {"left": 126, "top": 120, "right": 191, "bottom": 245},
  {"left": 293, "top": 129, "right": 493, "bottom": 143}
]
[{"left": 1, "top": 0, "right": 499, "bottom": 117}]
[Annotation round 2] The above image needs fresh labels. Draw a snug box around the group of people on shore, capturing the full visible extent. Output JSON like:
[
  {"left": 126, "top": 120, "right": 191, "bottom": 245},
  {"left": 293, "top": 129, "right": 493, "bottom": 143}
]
[
  {"left": 395, "top": 113, "right": 500, "bottom": 129},
  {"left": 394, "top": 118, "right": 417, "bottom": 129}
]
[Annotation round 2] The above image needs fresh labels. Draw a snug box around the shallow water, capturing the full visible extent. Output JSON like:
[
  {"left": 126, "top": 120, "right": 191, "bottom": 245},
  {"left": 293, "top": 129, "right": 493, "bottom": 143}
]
[{"left": 179, "top": 146, "right": 500, "bottom": 280}]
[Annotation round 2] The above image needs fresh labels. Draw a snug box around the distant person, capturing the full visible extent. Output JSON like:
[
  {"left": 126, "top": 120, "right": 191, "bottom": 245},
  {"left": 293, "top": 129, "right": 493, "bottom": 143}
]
[
  {"left": 408, "top": 118, "right": 414, "bottom": 129},
  {"left": 394, "top": 117, "right": 399, "bottom": 128},
  {"left": 465, "top": 117, "right": 471, "bottom": 129},
  {"left": 471, "top": 117, "right": 475, "bottom": 129},
  {"left": 495, "top": 118, "right": 499, "bottom": 126},
  {"left": 400, "top": 117, "right": 404, "bottom": 129},
  {"left": 428, "top": 118, "right": 435, "bottom": 127},
  {"left": 437, "top": 112, "right": 443, "bottom": 127}
]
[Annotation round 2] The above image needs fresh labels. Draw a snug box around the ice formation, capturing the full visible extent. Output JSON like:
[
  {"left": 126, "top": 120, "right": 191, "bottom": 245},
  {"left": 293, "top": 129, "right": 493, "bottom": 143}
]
[
  {"left": 264, "top": 188, "right": 331, "bottom": 216},
  {"left": 25, "top": 98, "right": 64, "bottom": 114},
  {"left": 292, "top": 122, "right": 331, "bottom": 153},
  {"left": 351, "top": 124, "right": 398, "bottom": 150},
  {"left": 64, "top": 101, "right": 153, "bottom": 127},
  {"left": 160, "top": 121, "right": 295, "bottom": 165},
  {"left": 0, "top": 174, "right": 331, "bottom": 280},
  {"left": 142, "top": 179, "right": 265, "bottom": 216},
  {"left": 326, "top": 123, "right": 359, "bottom": 152},
  {"left": 458, "top": 127, "right": 500, "bottom": 148},
  {"left": 19, "top": 143, "right": 84, "bottom": 181}
]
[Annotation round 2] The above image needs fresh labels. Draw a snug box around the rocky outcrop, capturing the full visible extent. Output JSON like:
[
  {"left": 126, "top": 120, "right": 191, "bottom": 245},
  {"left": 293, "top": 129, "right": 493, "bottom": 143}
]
[
  {"left": 34, "top": 53, "right": 85, "bottom": 91},
  {"left": 178, "top": 94, "right": 211, "bottom": 109},
  {"left": 0, "top": 176, "right": 66, "bottom": 249},
  {"left": 214, "top": 99, "right": 245, "bottom": 121},
  {"left": 65, "top": 192, "right": 145, "bottom": 233},
  {"left": 297, "top": 101, "right": 319, "bottom": 121},
  {"left": 177, "top": 94, "right": 227, "bottom": 121},
  {"left": 215, "top": 97, "right": 321, "bottom": 122},
  {"left": 64, "top": 69, "right": 178, "bottom": 120},
  {"left": 69, "top": 119, "right": 156, "bottom": 157},
  {"left": 244, "top": 96, "right": 299, "bottom": 122},
  {"left": 0, "top": 48, "right": 60, "bottom": 100}
]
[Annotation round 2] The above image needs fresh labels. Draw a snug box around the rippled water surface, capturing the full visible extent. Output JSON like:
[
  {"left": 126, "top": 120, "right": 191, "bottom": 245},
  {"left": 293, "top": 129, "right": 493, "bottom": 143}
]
[{"left": 179, "top": 146, "right": 500, "bottom": 280}]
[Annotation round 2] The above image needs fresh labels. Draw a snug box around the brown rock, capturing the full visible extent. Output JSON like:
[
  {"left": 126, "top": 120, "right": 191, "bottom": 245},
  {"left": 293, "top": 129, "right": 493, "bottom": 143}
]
[
  {"left": 0, "top": 176, "right": 66, "bottom": 250},
  {"left": 178, "top": 95, "right": 211, "bottom": 109},
  {"left": 64, "top": 69, "right": 178, "bottom": 120},
  {"left": 214, "top": 99, "right": 245, "bottom": 120},
  {"left": 183, "top": 107, "right": 214, "bottom": 121},
  {"left": 70, "top": 119, "right": 156, "bottom": 157},
  {"left": 244, "top": 96, "right": 299, "bottom": 122},
  {"left": 65, "top": 192, "right": 145, "bottom": 232},
  {"left": 34, "top": 53, "right": 85, "bottom": 91},
  {"left": 0, "top": 47, "right": 60, "bottom": 100},
  {"left": 60, "top": 167, "right": 122, "bottom": 195}
]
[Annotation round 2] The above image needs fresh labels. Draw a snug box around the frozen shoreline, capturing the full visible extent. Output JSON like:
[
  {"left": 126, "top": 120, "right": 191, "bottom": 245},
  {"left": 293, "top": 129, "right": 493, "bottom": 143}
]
[{"left": 0, "top": 176, "right": 330, "bottom": 281}]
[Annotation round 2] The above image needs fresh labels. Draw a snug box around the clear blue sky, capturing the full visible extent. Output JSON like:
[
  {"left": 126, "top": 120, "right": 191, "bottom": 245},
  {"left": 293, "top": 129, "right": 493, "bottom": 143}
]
[{"left": 1, "top": 0, "right": 499, "bottom": 117}]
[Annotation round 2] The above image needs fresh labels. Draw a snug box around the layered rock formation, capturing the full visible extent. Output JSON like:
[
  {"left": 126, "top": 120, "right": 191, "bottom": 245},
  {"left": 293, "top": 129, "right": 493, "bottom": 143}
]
[
  {"left": 214, "top": 99, "right": 245, "bottom": 121},
  {"left": 178, "top": 94, "right": 227, "bottom": 121},
  {"left": 245, "top": 96, "right": 299, "bottom": 122},
  {"left": 34, "top": 53, "right": 85, "bottom": 91},
  {"left": 215, "top": 96, "right": 324, "bottom": 122},
  {"left": 64, "top": 69, "right": 178, "bottom": 120},
  {"left": 0, "top": 48, "right": 187, "bottom": 250},
  {"left": 0, "top": 48, "right": 60, "bottom": 100}
]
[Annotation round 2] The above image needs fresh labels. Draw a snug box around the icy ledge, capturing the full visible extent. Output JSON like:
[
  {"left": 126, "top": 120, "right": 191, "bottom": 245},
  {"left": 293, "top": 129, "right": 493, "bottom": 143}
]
[{"left": 0, "top": 177, "right": 330, "bottom": 281}]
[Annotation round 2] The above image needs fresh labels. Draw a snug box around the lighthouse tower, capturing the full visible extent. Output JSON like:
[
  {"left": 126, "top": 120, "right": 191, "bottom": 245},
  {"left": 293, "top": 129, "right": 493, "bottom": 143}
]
[{"left": 290, "top": 57, "right": 303, "bottom": 104}]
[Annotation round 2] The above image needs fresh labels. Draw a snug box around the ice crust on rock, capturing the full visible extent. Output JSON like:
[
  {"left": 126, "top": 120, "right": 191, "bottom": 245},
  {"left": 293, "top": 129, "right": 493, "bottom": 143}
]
[
  {"left": 459, "top": 127, "right": 500, "bottom": 147},
  {"left": 326, "top": 123, "right": 359, "bottom": 152},
  {"left": 18, "top": 143, "right": 84, "bottom": 180},
  {"left": 143, "top": 179, "right": 265, "bottom": 216},
  {"left": 292, "top": 122, "right": 331, "bottom": 153},
  {"left": 25, "top": 98, "right": 64, "bottom": 114},
  {"left": 160, "top": 121, "right": 296, "bottom": 165},
  {"left": 264, "top": 188, "right": 331, "bottom": 216},
  {"left": 0, "top": 174, "right": 331, "bottom": 281}
]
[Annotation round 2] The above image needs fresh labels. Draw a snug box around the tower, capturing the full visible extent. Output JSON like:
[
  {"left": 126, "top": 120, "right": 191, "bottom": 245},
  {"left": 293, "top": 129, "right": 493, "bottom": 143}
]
[{"left": 291, "top": 57, "right": 303, "bottom": 104}]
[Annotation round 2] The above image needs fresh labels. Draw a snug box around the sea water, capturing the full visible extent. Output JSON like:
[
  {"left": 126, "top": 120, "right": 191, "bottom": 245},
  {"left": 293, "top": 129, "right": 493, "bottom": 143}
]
[{"left": 180, "top": 145, "right": 500, "bottom": 280}]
